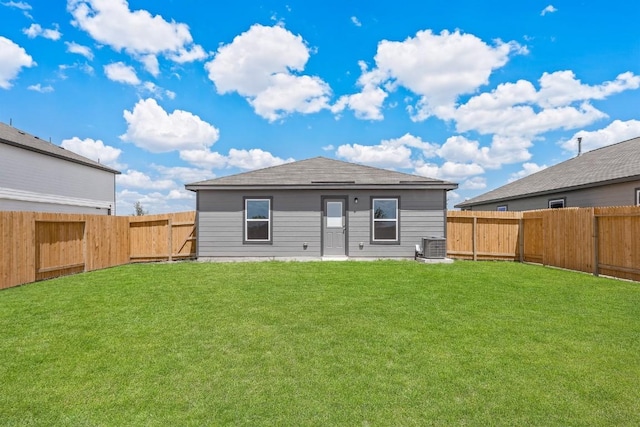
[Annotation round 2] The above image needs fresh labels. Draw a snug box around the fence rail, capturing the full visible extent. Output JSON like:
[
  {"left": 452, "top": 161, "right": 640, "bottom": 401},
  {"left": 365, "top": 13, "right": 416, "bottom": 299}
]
[{"left": 2, "top": 206, "right": 639, "bottom": 289}]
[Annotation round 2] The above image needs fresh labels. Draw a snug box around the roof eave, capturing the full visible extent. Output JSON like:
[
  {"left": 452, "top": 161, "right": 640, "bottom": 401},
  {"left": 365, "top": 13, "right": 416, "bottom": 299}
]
[{"left": 186, "top": 183, "right": 458, "bottom": 192}]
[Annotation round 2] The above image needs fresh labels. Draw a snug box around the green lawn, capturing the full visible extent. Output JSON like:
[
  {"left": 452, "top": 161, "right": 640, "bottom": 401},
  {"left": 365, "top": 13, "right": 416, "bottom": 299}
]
[{"left": 1, "top": 261, "right": 639, "bottom": 426}]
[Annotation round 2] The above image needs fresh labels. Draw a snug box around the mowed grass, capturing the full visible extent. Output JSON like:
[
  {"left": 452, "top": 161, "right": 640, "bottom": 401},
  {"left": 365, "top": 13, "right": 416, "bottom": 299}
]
[{"left": 1, "top": 261, "right": 639, "bottom": 426}]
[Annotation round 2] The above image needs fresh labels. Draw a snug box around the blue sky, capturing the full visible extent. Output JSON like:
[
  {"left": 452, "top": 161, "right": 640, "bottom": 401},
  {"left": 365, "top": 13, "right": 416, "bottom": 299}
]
[{"left": 1, "top": 0, "right": 639, "bottom": 214}]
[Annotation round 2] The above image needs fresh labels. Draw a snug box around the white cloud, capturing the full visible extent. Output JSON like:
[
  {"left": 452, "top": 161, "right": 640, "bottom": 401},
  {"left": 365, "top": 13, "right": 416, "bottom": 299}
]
[
  {"left": 2, "top": 1, "right": 31, "bottom": 10},
  {"left": 372, "top": 29, "right": 526, "bottom": 120},
  {"left": 179, "top": 148, "right": 294, "bottom": 171},
  {"left": 351, "top": 16, "right": 362, "bottom": 27},
  {"left": 437, "top": 135, "right": 489, "bottom": 164},
  {"left": 541, "top": 5, "right": 557, "bottom": 16},
  {"left": 116, "top": 188, "right": 195, "bottom": 215},
  {"left": 536, "top": 71, "right": 640, "bottom": 108},
  {"left": 117, "top": 169, "right": 175, "bottom": 190},
  {"left": 337, "top": 29, "right": 526, "bottom": 122},
  {"left": 166, "top": 188, "right": 194, "bottom": 200},
  {"left": 385, "top": 133, "right": 439, "bottom": 157},
  {"left": 561, "top": 119, "right": 640, "bottom": 153},
  {"left": 65, "top": 41, "right": 94, "bottom": 60},
  {"left": 0, "top": 36, "right": 35, "bottom": 89},
  {"left": 27, "top": 83, "right": 54, "bottom": 93},
  {"left": 138, "top": 54, "right": 160, "bottom": 76},
  {"left": 140, "top": 81, "right": 175, "bottom": 100},
  {"left": 335, "top": 132, "right": 534, "bottom": 182},
  {"left": 23, "top": 23, "right": 62, "bottom": 40},
  {"left": 120, "top": 98, "right": 220, "bottom": 153},
  {"left": 332, "top": 61, "right": 388, "bottom": 120},
  {"left": 2, "top": 1, "right": 31, "bottom": 18},
  {"left": 336, "top": 142, "right": 412, "bottom": 169},
  {"left": 179, "top": 149, "right": 227, "bottom": 169},
  {"left": 151, "top": 164, "right": 212, "bottom": 184},
  {"left": 482, "top": 135, "right": 534, "bottom": 167},
  {"left": 332, "top": 85, "right": 387, "bottom": 120},
  {"left": 460, "top": 176, "right": 487, "bottom": 190},
  {"left": 115, "top": 163, "right": 218, "bottom": 213},
  {"left": 227, "top": 148, "right": 294, "bottom": 170},
  {"left": 249, "top": 73, "right": 331, "bottom": 121},
  {"left": 104, "top": 61, "right": 140, "bottom": 85},
  {"left": 508, "top": 163, "right": 548, "bottom": 182},
  {"left": 58, "top": 62, "right": 94, "bottom": 79},
  {"left": 68, "top": 0, "right": 206, "bottom": 73},
  {"left": 60, "top": 136, "right": 125, "bottom": 170},
  {"left": 336, "top": 133, "right": 438, "bottom": 169},
  {"left": 206, "top": 25, "right": 303, "bottom": 95},
  {"left": 415, "top": 161, "right": 484, "bottom": 182},
  {"left": 167, "top": 45, "right": 207, "bottom": 64},
  {"left": 205, "top": 24, "right": 331, "bottom": 121},
  {"left": 437, "top": 134, "right": 531, "bottom": 169},
  {"left": 451, "top": 71, "right": 639, "bottom": 139}
]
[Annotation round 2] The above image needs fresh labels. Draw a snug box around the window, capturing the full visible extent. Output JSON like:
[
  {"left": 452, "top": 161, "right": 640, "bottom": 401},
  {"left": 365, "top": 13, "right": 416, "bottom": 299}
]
[
  {"left": 497, "top": 205, "right": 508, "bottom": 212},
  {"left": 372, "top": 198, "right": 398, "bottom": 242},
  {"left": 548, "top": 198, "right": 565, "bottom": 209},
  {"left": 245, "top": 198, "right": 271, "bottom": 242},
  {"left": 636, "top": 188, "right": 640, "bottom": 206}
]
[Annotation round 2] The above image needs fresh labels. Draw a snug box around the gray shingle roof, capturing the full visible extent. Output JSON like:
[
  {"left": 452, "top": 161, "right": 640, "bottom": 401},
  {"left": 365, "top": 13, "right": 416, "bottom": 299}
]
[
  {"left": 456, "top": 136, "right": 640, "bottom": 208},
  {"left": 186, "top": 156, "right": 457, "bottom": 190},
  {"left": 0, "top": 122, "right": 120, "bottom": 174}
]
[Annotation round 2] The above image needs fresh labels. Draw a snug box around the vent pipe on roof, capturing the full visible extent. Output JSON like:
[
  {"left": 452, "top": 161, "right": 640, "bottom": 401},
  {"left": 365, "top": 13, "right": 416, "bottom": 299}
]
[{"left": 577, "top": 137, "right": 582, "bottom": 157}]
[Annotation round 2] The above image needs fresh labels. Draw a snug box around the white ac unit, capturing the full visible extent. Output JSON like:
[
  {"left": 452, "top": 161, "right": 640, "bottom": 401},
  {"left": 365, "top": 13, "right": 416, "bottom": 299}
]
[{"left": 422, "top": 236, "right": 446, "bottom": 259}]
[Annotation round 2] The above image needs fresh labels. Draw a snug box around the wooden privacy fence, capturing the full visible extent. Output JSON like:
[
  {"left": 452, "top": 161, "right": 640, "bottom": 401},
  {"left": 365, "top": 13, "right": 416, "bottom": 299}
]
[
  {"left": 447, "top": 207, "right": 640, "bottom": 282},
  {"left": 3, "top": 207, "right": 639, "bottom": 289},
  {"left": 1, "top": 211, "right": 195, "bottom": 290}
]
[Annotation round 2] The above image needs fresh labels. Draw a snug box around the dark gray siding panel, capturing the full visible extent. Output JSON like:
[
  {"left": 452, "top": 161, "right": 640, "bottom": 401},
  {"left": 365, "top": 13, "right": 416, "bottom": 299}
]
[
  {"left": 465, "top": 180, "right": 640, "bottom": 211},
  {"left": 197, "top": 188, "right": 448, "bottom": 259},
  {"left": 198, "top": 190, "right": 322, "bottom": 258}
]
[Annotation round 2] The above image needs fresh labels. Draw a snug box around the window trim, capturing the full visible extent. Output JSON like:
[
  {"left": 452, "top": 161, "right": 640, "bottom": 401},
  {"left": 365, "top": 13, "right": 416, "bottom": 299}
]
[
  {"left": 243, "top": 197, "right": 273, "bottom": 244},
  {"left": 548, "top": 198, "right": 566, "bottom": 209},
  {"left": 370, "top": 197, "right": 400, "bottom": 245},
  {"left": 635, "top": 188, "right": 640, "bottom": 206},
  {"left": 497, "top": 205, "right": 508, "bottom": 212}
]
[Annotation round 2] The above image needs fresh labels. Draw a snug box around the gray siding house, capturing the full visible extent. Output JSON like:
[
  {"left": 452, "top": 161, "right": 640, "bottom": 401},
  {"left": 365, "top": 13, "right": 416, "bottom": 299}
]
[
  {"left": 186, "top": 157, "right": 457, "bottom": 260},
  {"left": 456, "top": 136, "right": 640, "bottom": 211},
  {"left": 0, "top": 123, "right": 120, "bottom": 214}
]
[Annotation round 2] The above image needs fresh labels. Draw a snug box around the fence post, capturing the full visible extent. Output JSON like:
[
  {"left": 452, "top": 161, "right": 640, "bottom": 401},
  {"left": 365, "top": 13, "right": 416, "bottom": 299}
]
[
  {"left": 593, "top": 213, "right": 599, "bottom": 277},
  {"left": 168, "top": 217, "right": 173, "bottom": 262},
  {"left": 472, "top": 216, "right": 477, "bottom": 261},
  {"left": 518, "top": 217, "right": 524, "bottom": 263}
]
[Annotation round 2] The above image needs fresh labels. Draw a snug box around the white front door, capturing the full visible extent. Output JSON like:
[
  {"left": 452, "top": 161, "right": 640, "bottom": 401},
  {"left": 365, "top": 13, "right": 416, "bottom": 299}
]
[{"left": 323, "top": 198, "right": 345, "bottom": 256}]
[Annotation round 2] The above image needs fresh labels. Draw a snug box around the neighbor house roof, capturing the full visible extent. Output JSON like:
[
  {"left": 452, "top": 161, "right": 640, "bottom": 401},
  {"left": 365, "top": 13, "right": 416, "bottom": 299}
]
[
  {"left": 186, "top": 156, "right": 457, "bottom": 190},
  {"left": 0, "top": 122, "right": 120, "bottom": 174},
  {"left": 456, "top": 136, "right": 640, "bottom": 208}
]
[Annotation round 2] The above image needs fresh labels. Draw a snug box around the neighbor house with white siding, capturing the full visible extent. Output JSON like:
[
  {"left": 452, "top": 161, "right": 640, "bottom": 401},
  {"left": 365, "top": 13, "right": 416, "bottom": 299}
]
[
  {"left": 456, "top": 136, "right": 640, "bottom": 211},
  {"left": 186, "top": 157, "right": 457, "bottom": 260},
  {"left": 0, "top": 123, "right": 120, "bottom": 214}
]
